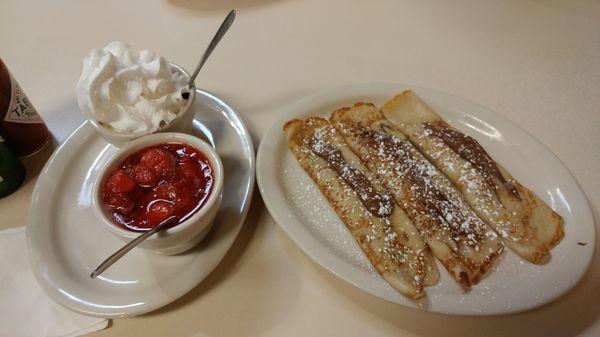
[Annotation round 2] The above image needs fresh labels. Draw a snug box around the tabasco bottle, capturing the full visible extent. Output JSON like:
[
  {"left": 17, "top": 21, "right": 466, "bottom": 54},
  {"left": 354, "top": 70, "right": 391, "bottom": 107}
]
[
  {"left": 0, "top": 134, "right": 25, "bottom": 198},
  {"left": 0, "top": 58, "right": 50, "bottom": 157}
]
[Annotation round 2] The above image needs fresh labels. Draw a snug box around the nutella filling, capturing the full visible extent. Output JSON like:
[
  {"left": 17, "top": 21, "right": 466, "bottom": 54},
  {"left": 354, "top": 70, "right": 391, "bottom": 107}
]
[
  {"left": 309, "top": 138, "right": 393, "bottom": 218},
  {"left": 360, "top": 128, "right": 484, "bottom": 245},
  {"left": 424, "top": 122, "right": 519, "bottom": 199}
]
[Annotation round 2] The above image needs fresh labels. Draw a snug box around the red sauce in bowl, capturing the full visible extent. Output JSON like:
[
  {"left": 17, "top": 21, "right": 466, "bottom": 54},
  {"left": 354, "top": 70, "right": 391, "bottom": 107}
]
[{"left": 102, "top": 142, "right": 213, "bottom": 232}]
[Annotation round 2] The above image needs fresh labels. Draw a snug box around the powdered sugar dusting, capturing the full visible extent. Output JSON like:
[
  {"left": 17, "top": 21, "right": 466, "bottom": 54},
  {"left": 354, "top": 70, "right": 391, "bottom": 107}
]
[{"left": 281, "top": 153, "right": 377, "bottom": 272}]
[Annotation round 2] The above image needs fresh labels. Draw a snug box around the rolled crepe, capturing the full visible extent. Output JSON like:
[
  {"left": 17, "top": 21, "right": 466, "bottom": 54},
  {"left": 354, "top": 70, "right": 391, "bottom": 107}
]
[
  {"left": 381, "top": 91, "right": 564, "bottom": 263},
  {"left": 284, "top": 117, "right": 439, "bottom": 298},
  {"left": 331, "top": 104, "right": 503, "bottom": 287}
]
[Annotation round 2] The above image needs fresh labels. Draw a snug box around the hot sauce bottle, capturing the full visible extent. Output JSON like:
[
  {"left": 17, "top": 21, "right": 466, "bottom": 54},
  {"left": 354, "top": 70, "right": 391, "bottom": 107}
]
[
  {"left": 0, "top": 58, "right": 50, "bottom": 157},
  {"left": 0, "top": 134, "right": 25, "bottom": 198}
]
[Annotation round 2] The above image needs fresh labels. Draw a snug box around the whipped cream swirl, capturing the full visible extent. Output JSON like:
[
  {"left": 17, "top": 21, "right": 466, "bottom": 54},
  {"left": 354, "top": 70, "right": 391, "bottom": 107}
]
[{"left": 76, "top": 41, "right": 188, "bottom": 133}]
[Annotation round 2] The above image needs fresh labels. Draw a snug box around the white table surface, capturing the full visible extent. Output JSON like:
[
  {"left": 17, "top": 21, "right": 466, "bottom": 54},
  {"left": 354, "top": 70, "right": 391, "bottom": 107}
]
[{"left": 1, "top": 0, "right": 598, "bottom": 336}]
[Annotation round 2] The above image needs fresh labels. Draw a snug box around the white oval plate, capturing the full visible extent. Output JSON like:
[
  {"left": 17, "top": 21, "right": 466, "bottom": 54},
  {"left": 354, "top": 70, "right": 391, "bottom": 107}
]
[
  {"left": 26, "top": 89, "right": 255, "bottom": 318},
  {"left": 256, "top": 83, "right": 595, "bottom": 315}
]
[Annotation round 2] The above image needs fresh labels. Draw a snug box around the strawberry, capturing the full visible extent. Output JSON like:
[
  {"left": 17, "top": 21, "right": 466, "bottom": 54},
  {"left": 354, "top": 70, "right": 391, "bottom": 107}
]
[
  {"left": 174, "top": 193, "right": 197, "bottom": 215},
  {"left": 177, "top": 161, "right": 204, "bottom": 187},
  {"left": 144, "top": 201, "right": 175, "bottom": 227},
  {"left": 132, "top": 164, "right": 158, "bottom": 187},
  {"left": 105, "top": 193, "right": 134, "bottom": 213},
  {"left": 154, "top": 183, "right": 178, "bottom": 201},
  {"left": 106, "top": 169, "right": 136, "bottom": 194},
  {"left": 139, "top": 148, "right": 175, "bottom": 177}
]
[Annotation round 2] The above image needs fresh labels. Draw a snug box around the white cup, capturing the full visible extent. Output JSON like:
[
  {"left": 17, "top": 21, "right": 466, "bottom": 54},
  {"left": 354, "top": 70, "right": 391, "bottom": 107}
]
[
  {"left": 92, "top": 132, "right": 224, "bottom": 255},
  {"left": 86, "top": 63, "right": 197, "bottom": 147}
]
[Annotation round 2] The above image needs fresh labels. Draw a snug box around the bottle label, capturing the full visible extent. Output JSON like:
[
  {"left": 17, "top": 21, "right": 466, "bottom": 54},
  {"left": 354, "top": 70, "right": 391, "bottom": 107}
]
[{"left": 4, "top": 72, "right": 43, "bottom": 124}]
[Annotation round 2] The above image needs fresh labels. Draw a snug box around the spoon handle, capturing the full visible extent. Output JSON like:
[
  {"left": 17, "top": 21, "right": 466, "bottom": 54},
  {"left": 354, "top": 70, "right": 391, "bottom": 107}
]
[
  {"left": 188, "top": 9, "right": 236, "bottom": 88},
  {"left": 90, "top": 216, "right": 178, "bottom": 279}
]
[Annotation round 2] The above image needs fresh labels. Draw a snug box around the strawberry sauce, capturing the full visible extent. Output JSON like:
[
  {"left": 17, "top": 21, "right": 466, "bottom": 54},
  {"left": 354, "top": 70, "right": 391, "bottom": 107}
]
[{"left": 102, "top": 143, "right": 213, "bottom": 232}]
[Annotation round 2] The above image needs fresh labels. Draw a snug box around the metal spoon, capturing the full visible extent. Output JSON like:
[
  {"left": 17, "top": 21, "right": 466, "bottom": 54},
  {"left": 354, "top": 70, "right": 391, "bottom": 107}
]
[
  {"left": 90, "top": 216, "right": 178, "bottom": 279},
  {"left": 188, "top": 9, "right": 236, "bottom": 89}
]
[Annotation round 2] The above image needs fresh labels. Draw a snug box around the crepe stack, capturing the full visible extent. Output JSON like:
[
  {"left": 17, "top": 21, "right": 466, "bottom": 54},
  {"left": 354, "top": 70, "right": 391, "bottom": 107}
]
[{"left": 284, "top": 91, "right": 564, "bottom": 298}]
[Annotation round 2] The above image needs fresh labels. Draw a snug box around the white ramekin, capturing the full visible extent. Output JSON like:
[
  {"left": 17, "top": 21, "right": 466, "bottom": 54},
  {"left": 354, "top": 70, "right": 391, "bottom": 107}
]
[
  {"left": 92, "top": 132, "right": 223, "bottom": 255},
  {"left": 87, "top": 63, "right": 197, "bottom": 147}
]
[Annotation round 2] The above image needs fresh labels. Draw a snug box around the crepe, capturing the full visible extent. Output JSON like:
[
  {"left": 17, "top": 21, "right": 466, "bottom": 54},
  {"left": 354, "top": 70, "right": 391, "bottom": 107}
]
[
  {"left": 330, "top": 103, "right": 503, "bottom": 287},
  {"left": 381, "top": 91, "right": 564, "bottom": 263},
  {"left": 284, "top": 117, "right": 439, "bottom": 298}
]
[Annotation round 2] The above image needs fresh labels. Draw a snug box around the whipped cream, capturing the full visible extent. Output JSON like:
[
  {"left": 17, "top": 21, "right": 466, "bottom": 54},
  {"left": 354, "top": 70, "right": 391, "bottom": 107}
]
[{"left": 76, "top": 41, "right": 188, "bottom": 133}]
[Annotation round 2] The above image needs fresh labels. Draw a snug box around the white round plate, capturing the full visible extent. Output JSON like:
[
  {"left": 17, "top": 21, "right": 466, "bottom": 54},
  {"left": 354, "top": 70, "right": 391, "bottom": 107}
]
[
  {"left": 26, "top": 89, "right": 255, "bottom": 318},
  {"left": 256, "top": 83, "right": 595, "bottom": 315}
]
